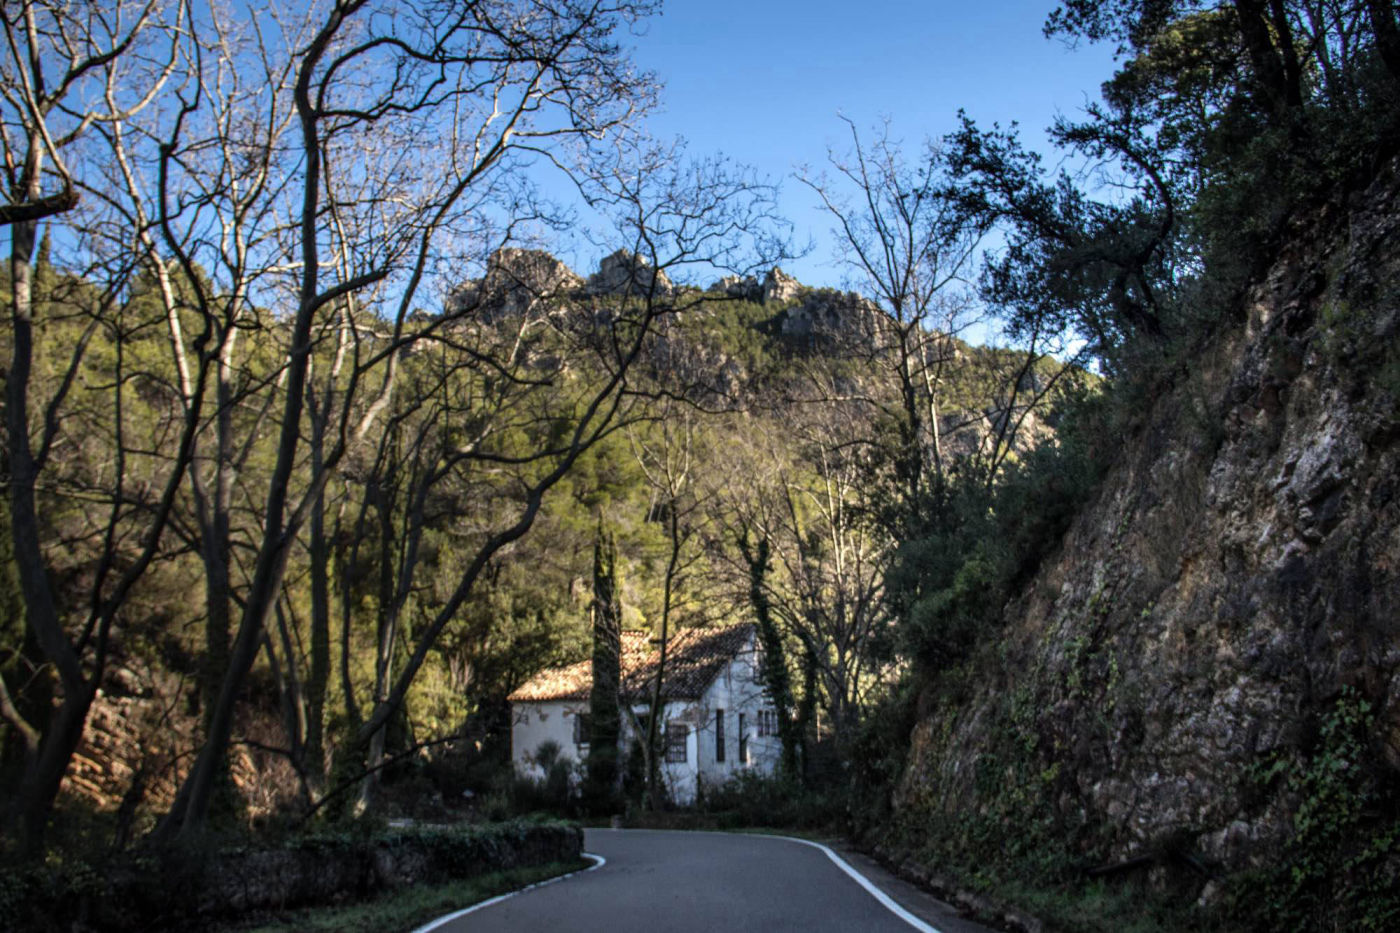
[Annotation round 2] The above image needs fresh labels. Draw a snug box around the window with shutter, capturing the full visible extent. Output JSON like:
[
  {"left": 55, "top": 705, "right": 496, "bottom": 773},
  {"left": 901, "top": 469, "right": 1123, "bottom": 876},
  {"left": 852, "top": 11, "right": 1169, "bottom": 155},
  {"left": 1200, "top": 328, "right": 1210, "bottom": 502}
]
[{"left": 665, "top": 723, "right": 688, "bottom": 763}]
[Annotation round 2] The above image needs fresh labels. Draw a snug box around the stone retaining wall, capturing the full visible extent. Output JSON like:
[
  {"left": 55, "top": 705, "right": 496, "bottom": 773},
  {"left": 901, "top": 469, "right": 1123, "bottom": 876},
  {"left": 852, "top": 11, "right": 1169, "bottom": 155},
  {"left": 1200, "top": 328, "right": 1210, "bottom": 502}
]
[{"left": 1, "top": 820, "right": 581, "bottom": 931}]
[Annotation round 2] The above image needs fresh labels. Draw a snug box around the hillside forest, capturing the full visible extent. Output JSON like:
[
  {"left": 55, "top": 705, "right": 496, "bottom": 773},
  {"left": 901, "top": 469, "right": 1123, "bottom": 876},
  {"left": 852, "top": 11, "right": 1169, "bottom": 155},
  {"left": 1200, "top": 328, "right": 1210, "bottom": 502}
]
[{"left": 3, "top": 1, "right": 1400, "bottom": 931}]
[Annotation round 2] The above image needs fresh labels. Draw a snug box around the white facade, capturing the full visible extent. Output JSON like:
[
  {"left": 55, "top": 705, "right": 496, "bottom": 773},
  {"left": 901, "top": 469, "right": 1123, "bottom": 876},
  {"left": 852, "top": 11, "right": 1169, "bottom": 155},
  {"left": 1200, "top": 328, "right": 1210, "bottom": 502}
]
[
  {"left": 510, "top": 628, "right": 782, "bottom": 805},
  {"left": 653, "top": 638, "right": 781, "bottom": 803},
  {"left": 511, "top": 698, "right": 590, "bottom": 777}
]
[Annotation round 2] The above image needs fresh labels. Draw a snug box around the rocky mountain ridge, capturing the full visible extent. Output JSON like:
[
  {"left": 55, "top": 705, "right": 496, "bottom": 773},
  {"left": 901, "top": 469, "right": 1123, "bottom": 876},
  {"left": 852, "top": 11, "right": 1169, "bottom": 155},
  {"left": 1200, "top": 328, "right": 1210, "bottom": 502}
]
[{"left": 449, "top": 247, "right": 877, "bottom": 341}]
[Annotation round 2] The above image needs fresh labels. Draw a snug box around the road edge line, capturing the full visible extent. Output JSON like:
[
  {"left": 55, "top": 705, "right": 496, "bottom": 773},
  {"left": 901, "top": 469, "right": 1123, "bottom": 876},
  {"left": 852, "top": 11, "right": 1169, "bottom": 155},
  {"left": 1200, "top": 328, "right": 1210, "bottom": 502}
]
[
  {"left": 594, "top": 827, "right": 946, "bottom": 932},
  {"left": 766, "top": 834, "right": 943, "bottom": 933},
  {"left": 409, "top": 852, "right": 607, "bottom": 933}
]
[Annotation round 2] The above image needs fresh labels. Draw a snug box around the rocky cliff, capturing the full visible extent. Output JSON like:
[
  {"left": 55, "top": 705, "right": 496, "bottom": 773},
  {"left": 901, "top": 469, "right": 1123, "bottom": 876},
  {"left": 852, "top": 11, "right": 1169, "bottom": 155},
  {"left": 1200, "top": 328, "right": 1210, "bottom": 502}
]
[
  {"left": 451, "top": 250, "right": 878, "bottom": 344},
  {"left": 894, "top": 168, "right": 1400, "bottom": 921}
]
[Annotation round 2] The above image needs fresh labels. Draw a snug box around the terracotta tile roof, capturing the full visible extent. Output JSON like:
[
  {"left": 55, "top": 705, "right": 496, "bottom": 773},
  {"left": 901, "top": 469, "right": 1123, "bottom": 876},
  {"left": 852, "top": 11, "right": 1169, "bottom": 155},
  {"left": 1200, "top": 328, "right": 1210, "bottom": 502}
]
[
  {"left": 507, "top": 631, "right": 653, "bottom": 702},
  {"left": 625, "top": 623, "right": 756, "bottom": 701},
  {"left": 508, "top": 623, "right": 756, "bottom": 704}
]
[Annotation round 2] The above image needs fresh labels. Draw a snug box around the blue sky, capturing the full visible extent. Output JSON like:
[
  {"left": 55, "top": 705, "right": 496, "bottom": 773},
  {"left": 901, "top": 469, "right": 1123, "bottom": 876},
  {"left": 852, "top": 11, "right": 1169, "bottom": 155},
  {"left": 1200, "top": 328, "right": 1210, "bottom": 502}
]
[
  {"left": 12, "top": 0, "right": 1123, "bottom": 326},
  {"left": 609, "top": 0, "right": 1120, "bottom": 289}
]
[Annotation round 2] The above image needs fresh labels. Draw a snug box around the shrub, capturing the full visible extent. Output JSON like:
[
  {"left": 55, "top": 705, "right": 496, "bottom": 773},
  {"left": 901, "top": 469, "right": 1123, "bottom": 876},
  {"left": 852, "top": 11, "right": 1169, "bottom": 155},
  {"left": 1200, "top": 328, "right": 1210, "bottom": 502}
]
[
  {"left": 506, "top": 740, "right": 578, "bottom": 815},
  {"left": 691, "top": 771, "right": 843, "bottom": 831}
]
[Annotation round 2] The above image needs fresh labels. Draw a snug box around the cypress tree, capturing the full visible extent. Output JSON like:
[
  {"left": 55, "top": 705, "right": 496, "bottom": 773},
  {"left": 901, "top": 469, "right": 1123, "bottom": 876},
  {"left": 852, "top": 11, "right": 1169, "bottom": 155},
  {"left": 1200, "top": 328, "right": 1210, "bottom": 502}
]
[{"left": 585, "top": 525, "right": 622, "bottom": 809}]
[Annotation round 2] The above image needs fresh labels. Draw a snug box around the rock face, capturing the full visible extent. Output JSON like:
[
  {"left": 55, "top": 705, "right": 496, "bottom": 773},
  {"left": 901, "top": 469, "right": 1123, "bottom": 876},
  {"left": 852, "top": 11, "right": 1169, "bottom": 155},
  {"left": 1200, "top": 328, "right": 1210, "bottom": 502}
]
[
  {"left": 896, "top": 168, "right": 1400, "bottom": 894},
  {"left": 490, "top": 247, "right": 583, "bottom": 293},
  {"left": 61, "top": 657, "right": 306, "bottom": 829},
  {"left": 762, "top": 266, "right": 802, "bottom": 303},
  {"left": 63, "top": 682, "right": 175, "bottom": 814},
  {"left": 779, "top": 288, "right": 879, "bottom": 341},
  {"left": 452, "top": 247, "right": 583, "bottom": 319},
  {"left": 708, "top": 274, "right": 763, "bottom": 301},
  {"left": 587, "top": 248, "right": 673, "bottom": 297}
]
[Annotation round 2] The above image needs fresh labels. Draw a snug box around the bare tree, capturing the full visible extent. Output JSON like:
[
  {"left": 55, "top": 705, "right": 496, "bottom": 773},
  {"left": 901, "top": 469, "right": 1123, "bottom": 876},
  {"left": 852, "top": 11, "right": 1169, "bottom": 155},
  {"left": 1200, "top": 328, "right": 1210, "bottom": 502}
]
[
  {"left": 334, "top": 140, "right": 784, "bottom": 811},
  {"left": 775, "top": 410, "right": 889, "bottom": 739},
  {"left": 0, "top": 0, "right": 190, "bottom": 855},
  {"left": 703, "top": 403, "right": 889, "bottom": 757},
  {"left": 624, "top": 405, "right": 710, "bottom": 807},
  {"left": 798, "top": 118, "right": 987, "bottom": 525},
  {"left": 93, "top": 0, "right": 307, "bottom": 790},
  {"left": 0, "top": 0, "right": 784, "bottom": 846},
  {"left": 150, "top": 0, "right": 670, "bottom": 841}
]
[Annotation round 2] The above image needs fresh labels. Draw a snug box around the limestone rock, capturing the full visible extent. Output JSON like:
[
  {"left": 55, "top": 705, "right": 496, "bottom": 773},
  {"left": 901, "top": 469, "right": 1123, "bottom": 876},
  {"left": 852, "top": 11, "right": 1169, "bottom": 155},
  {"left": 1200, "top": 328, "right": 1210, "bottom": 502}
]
[
  {"left": 489, "top": 247, "right": 582, "bottom": 294},
  {"left": 762, "top": 266, "right": 802, "bottom": 304},
  {"left": 779, "top": 288, "right": 878, "bottom": 340},
  {"left": 587, "top": 248, "right": 673, "bottom": 298},
  {"left": 452, "top": 247, "right": 582, "bottom": 318},
  {"left": 708, "top": 274, "right": 762, "bottom": 301}
]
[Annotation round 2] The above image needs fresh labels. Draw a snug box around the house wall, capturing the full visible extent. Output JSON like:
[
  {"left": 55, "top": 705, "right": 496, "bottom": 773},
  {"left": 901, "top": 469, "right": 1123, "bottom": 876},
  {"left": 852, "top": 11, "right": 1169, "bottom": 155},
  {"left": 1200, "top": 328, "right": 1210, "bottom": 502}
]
[
  {"left": 656, "top": 637, "right": 781, "bottom": 805},
  {"left": 511, "top": 699, "right": 590, "bottom": 776}
]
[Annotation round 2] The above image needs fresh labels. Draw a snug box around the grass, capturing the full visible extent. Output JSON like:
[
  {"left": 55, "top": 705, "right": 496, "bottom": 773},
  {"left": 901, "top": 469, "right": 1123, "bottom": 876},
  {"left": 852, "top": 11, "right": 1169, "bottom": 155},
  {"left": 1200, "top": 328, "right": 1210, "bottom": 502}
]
[{"left": 222, "top": 858, "right": 590, "bottom": 933}]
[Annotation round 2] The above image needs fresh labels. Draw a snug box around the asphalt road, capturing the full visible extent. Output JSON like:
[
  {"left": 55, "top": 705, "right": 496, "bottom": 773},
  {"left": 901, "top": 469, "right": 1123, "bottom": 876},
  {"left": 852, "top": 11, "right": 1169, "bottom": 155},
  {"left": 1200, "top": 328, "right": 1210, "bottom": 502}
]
[{"left": 418, "top": 828, "right": 999, "bottom": 933}]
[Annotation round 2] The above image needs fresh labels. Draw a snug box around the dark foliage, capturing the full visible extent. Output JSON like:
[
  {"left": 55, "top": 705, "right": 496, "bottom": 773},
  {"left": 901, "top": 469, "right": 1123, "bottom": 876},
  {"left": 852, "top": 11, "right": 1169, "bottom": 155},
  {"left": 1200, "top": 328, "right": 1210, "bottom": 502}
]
[
  {"left": 884, "top": 383, "right": 1113, "bottom": 679},
  {"left": 583, "top": 530, "right": 622, "bottom": 812}
]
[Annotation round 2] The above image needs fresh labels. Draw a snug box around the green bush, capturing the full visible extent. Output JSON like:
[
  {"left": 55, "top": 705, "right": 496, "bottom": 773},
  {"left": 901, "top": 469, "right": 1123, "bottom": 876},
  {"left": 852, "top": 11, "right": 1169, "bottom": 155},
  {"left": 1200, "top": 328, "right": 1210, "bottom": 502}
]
[
  {"left": 0, "top": 819, "right": 582, "bottom": 932},
  {"left": 885, "top": 381, "right": 1111, "bottom": 679},
  {"left": 691, "top": 770, "right": 844, "bottom": 831},
  {"left": 506, "top": 740, "right": 578, "bottom": 816}
]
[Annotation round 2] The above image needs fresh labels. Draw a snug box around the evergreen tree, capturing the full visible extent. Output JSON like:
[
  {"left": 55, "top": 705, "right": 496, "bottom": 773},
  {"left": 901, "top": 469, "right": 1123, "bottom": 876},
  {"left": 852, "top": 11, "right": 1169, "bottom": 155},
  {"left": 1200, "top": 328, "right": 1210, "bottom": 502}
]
[
  {"left": 739, "top": 532, "right": 801, "bottom": 780},
  {"left": 585, "top": 526, "right": 622, "bottom": 809}
]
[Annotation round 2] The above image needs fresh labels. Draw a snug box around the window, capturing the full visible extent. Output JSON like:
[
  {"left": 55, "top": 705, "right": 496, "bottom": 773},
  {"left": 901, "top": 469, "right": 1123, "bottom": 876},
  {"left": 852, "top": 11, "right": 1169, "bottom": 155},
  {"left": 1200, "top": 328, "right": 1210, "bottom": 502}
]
[
  {"left": 665, "top": 723, "right": 688, "bottom": 763},
  {"left": 715, "top": 709, "right": 725, "bottom": 763},
  {"left": 758, "top": 708, "right": 779, "bottom": 738},
  {"left": 752, "top": 646, "right": 765, "bottom": 683},
  {"left": 572, "top": 712, "right": 592, "bottom": 748},
  {"left": 738, "top": 713, "right": 748, "bottom": 765}
]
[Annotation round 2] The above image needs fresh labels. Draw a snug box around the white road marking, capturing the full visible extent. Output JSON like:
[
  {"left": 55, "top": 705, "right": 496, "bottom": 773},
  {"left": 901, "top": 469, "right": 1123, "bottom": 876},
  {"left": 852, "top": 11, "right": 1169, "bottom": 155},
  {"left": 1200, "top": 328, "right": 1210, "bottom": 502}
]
[
  {"left": 409, "top": 852, "right": 607, "bottom": 933},
  {"left": 764, "top": 834, "right": 943, "bottom": 933},
  {"left": 413, "top": 829, "right": 944, "bottom": 933},
  {"left": 602, "top": 829, "right": 945, "bottom": 933}
]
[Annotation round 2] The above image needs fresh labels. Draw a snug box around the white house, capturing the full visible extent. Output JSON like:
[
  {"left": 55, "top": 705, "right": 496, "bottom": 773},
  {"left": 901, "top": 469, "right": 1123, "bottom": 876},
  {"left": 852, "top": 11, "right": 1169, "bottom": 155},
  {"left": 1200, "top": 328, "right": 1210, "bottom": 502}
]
[{"left": 507, "top": 623, "right": 782, "bottom": 804}]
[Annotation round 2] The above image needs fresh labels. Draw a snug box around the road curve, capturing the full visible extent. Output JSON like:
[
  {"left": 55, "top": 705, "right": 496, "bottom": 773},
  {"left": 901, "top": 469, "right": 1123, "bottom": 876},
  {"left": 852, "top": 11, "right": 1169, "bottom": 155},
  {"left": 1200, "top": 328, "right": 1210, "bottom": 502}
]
[{"left": 416, "top": 828, "right": 998, "bottom": 933}]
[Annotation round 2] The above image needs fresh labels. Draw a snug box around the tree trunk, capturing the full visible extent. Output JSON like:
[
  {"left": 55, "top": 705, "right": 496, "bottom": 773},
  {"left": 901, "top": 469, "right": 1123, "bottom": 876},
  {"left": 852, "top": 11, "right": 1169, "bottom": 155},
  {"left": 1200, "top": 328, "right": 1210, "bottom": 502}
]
[
  {"left": 337, "top": 486, "right": 369, "bottom": 733},
  {"left": 305, "top": 421, "right": 331, "bottom": 791},
  {"left": 8, "top": 683, "right": 95, "bottom": 855},
  {"left": 195, "top": 484, "right": 232, "bottom": 730},
  {"left": 1368, "top": 0, "right": 1400, "bottom": 84},
  {"left": 895, "top": 324, "right": 925, "bottom": 522},
  {"left": 1235, "top": 0, "right": 1298, "bottom": 117},
  {"left": 1267, "top": 0, "right": 1305, "bottom": 109},
  {"left": 154, "top": 4, "right": 353, "bottom": 841},
  {"left": 3, "top": 204, "right": 97, "bottom": 854},
  {"left": 643, "top": 505, "right": 681, "bottom": 809}
]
